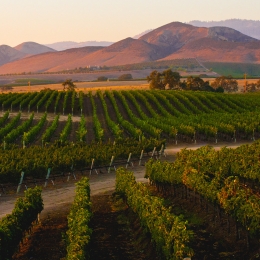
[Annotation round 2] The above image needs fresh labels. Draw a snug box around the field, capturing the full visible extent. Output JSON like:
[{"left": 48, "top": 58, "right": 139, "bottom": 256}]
[
  {"left": 203, "top": 62, "right": 260, "bottom": 78},
  {"left": 1, "top": 87, "right": 260, "bottom": 259},
  {"left": 1, "top": 78, "right": 259, "bottom": 94}
]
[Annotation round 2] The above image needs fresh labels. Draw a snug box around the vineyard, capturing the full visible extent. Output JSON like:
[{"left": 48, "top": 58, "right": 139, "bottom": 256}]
[
  {"left": 0, "top": 89, "right": 260, "bottom": 147},
  {"left": 1, "top": 89, "right": 260, "bottom": 259}
]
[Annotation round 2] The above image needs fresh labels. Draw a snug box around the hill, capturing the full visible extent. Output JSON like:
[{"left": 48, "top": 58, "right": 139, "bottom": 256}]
[
  {"left": 0, "top": 46, "right": 104, "bottom": 74},
  {"left": 14, "top": 42, "right": 56, "bottom": 55},
  {"left": 0, "top": 21, "right": 260, "bottom": 74},
  {"left": 44, "top": 41, "right": 113, "bottom": 51},
  {"left": 189, "top": 19, "right": 260, "bottom": 40},
  {"left": 161, "top": 38, "right": 260, "bottom": 63},
  {"left": 0, "top": 45, "right": 27, "bottom": 66}
]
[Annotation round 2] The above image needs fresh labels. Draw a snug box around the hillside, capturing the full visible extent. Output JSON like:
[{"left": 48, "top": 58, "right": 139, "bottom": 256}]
[
  {"left": 1, "top": 21, "right": 260, "bottom": 74},
  {"left": 0, "top": 46, "right": 104, "bottom": 74},
  {"left": 161, "top": 38, "right": 260, "bottom": 63},
  {"left": 47, "top": 37, "right": 167, "bottom": 72},
  {"left": 14, "top": 42, "right": 56, "bottom": 55},
  {"left": 189, "top": 19, "right": 260, "bottom": 40},
  {"left": 45, "top": 41, "right": 113, "bottom": 51},
  {"left": 0, "top": 45, "right": 27, "bottom": 66}
]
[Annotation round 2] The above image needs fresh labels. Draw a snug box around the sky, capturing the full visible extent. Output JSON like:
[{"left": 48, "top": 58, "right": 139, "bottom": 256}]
[{"left": 1, "top": 0, "right": 260, "bottom": 46}]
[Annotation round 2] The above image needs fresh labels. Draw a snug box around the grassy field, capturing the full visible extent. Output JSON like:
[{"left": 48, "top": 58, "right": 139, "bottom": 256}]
[{"left": 203, "top": 62, "right": 260, "bottom": 77}]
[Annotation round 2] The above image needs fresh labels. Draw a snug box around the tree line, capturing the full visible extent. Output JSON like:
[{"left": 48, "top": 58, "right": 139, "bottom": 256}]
[{"left": 147, "top": 69, "right": 260, "bottom": 93}]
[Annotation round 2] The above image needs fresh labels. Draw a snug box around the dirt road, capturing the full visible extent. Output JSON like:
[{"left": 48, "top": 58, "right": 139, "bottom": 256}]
[{"left": 0, "top": 141, "right": 252, "bottom": 219}]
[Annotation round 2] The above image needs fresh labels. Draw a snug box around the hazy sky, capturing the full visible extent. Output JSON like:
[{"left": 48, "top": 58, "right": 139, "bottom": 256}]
[{"left": 2, "top": 0, "right": 260, "bottom": 46}]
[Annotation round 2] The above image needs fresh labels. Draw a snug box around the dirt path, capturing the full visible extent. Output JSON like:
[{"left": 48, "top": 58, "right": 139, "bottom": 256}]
[{"left": 0, "top": 141, "right": 251, "bottom": 220}]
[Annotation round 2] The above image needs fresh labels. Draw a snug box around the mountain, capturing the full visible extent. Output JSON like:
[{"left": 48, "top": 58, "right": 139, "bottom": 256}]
[
  {"left": 160, "top": 38, "right": 260, "bottom": 63},
  {"left": 0, "top": 46, "right": 104, "bottom": 74},
  {"left": 133, "top": 29, "right": 153, "bottom": 39},
  {"left": 139, "top": 22, "right": 259, "bottom": 63},
  {"left": 140, "top": 22, "right": 257, "bottom": 49},
  {"left": 0, "top": 21, "right": 260, "bottom": 74},
  {"left": 189, "top": 19, "right": 260, "bottom": 40},
  {"left": 14, "top": 42, "right": 56, "bottom": 55},
  {"left": 0, "top": 45, "right": 27, "bottom": 66},
  {"left": 45, "top": 41, "right": 113, "bottom": 51}
]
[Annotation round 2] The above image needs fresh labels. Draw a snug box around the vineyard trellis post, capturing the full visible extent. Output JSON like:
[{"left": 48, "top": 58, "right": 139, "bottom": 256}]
[
  {"left": 126, "top": 153, "right": 132, "bottom": 168},
  {"left": 67, "top": 164, "right": 76, "bottom": 181},
  {"left": 108, "top": 156, "right": 115, "bottom": 173},
  {"left": 89, "top": 158, "right": 98, "bottom": 175},
  {"left": 139, "top": 150, "right": 144, "bottom": 165},
  {"left": 17, "top": 171, "right": 25, "bottom": 193},
  {"left": 252, "top": 129, "right": 255, "bottom": 141},
  {"left": 175, "top": 133, "right": 178, "bottom": 145},
  {"left": 44, "top": 168, "right": 51, "bottom": 187},
  {"left": 151, "top": 147, "right": 156, "bottom": 158},
  {"left": 215, "top": 132, "right": 218, "bottom": 144},
  {"left": 234, "top": 130, "right": 236, "bottom": 143}
]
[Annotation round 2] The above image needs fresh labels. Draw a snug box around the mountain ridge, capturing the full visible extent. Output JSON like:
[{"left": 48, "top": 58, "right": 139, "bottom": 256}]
[{"left": 0, "top": 21, "right": 259, "bottom": 74}]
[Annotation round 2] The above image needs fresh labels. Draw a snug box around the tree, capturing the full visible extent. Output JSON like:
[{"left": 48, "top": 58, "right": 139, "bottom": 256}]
[
  {"left": 62, "top": 79, "right": 76, "bottom": 91},
  {"left": 97, "top": 76, "right": 108, "bottom": 81},
  {"left": 162, "top": 69, "right": 181, "bottom": 89},
  {"left": 211, "top": 76, "right": 238, "bottom": 92},
  {"left": 147, "top": 70, "right": 164, "bottom": 90},
  {"left": 186, "top": 76, "right": 205, "bottom": 91},
  {"left": 118, "top": 74, "right": 133, "bottom": 81}
]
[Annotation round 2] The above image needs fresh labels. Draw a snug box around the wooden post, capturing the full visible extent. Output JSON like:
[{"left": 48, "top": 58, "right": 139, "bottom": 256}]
[
  {"left": 44, "top": 168, "right": 51, "bottom": 187},
  {"left": 17, "top": 171, "right": 25, "bottom": 193},
  {"left": 108, "top": 156, "right": 115, "bottom": 173},
  {"left": 151, "top": 147, "right": 156, "bottom": 158},
  {"left": 126, "top": 153, "right": 132, "bottom": 168},
  {"left": 139, "top": 150, "right": 144, "bottom": 166}
]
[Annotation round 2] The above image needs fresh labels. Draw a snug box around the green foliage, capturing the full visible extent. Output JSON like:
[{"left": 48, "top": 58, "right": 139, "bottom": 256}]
[
  {"left": 89, "top": 92, "right": 104, "bottom": 141},
  {"left": 0, "top": 112, "right": 21, "bottom": 140},
  {"left": 76, "top": 115, "right": 87, "bottom": 142},
  {"left": 42, "top": 114, "right": 59, "bottom": 143},
  {"left": 0, "top": 187, "right": 43, "bottom": 259},
  {"left": 23, "top": 113, "right": 47, "bottom": 145},
  {"left": 116, "top": 168, "right": 194, "bottom": 259},
  {"left": 146, "top": 143, "right": 260, "bottom": 235},
  {"left": 147, "top": 69, "right": 181, "bottom": 90},
  {"left": 0, "top": 139, "right": 163, "bottom": 183},
  {"left": 59, "top": 114, "right": 72, "bottom": 143},
  {"left": 66, "top": 177, "right": 92, "bottom": 260},
  {"left": 4, "top": 113, "right": 34, "bottom": 144},
  {"left": 97, "top": 91, "right": 122, "bottom": 139}
]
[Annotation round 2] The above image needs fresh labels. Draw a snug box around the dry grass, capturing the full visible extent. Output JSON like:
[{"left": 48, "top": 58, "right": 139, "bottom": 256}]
[
  {"left": 3, "top": 78, "right": 258, "bottom": 93},
  {"left": 6, "top": 81, "right": 150, "bottom": 93}
]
